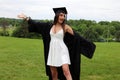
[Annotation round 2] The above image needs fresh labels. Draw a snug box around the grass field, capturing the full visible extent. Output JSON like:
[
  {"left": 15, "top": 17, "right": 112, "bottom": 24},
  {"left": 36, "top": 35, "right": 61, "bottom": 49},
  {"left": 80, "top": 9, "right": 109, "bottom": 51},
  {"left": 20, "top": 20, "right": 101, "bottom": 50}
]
[{"left": 0, "top": 36, "right": 120, "bottom": 80}]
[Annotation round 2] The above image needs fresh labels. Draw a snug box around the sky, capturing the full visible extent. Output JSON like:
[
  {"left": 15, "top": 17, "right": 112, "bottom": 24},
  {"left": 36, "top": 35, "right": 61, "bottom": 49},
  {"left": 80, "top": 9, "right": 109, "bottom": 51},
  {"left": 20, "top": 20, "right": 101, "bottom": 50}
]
[{"left": 0, "top": 0, "right": 120, "bottom": 22}]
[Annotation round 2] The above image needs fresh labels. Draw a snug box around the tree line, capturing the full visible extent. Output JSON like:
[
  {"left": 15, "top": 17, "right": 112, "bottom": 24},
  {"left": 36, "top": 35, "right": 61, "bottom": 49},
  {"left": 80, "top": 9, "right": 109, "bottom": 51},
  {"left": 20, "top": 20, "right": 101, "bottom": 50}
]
[{"left": 0, "top": 17, "right": 120, "bottom": 42}]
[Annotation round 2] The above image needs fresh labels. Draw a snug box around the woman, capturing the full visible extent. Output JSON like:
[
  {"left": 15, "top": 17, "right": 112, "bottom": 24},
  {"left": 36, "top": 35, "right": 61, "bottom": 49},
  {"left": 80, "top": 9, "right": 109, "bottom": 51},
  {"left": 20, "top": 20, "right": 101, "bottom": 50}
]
[
  {"left": 46, "top": 7, "right": 73, "bottom": 80},
  {"left": 18, "top": 7, "right": 96, "bottom": 80}
]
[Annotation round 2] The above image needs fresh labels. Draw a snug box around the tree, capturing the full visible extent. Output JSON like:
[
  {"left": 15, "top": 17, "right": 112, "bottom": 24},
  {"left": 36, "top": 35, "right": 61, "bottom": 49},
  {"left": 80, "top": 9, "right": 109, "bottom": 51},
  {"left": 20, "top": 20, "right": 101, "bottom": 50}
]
[
  {"left": 12, "top": 20, "right": 42, "bottom": 39},
  {"left": 115, "top": 30, "right": 120, "bottom": 42},
  {"left": 12, "top": 20, "right": 28, "bottom": 37},
  {"left": 83, "top": 27, "right": 99, "bottom": 42},
  {"left": 0, "top": 18, "right": 9, "bottom": 36}
]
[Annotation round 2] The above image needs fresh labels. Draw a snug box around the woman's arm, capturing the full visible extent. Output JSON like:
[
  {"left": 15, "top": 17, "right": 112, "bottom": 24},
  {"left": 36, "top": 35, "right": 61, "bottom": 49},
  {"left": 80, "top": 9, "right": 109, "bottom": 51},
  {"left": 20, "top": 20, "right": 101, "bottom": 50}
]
[
  {"left": 65, "top": 24, "right": 74, "bottom": 35},
  {"left": 17, "top": 13, "right": 49, "bottom": 34},
  {"left": 17, "top": 13, "right": 30, "bottom": 21}
]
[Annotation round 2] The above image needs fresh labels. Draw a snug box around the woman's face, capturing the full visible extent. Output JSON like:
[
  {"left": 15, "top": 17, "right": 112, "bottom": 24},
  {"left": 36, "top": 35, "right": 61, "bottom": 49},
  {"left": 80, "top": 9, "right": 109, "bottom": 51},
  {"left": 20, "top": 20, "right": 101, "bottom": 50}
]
[{"left": 57, "top": 13, "right": 65, "bottom": 24}]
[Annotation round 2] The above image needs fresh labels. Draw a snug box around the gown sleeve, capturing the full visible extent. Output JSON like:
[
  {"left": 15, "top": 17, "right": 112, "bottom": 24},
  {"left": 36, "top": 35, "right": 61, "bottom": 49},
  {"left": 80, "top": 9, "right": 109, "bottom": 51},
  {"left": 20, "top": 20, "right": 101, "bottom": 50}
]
[
  {"left": 27, "top": 18, "right": 49, "bottom": 34},
  {"left": 64, "top": 31, "right": 96, "bottom": 59},
  {"left": 74, "top": 31, "right": 96, "bottom": 59}
]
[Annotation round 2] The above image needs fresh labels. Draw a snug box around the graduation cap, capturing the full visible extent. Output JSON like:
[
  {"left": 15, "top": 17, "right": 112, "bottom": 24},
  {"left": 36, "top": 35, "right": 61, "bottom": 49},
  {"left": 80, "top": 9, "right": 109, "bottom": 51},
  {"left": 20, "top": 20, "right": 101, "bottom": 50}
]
[
  {"left": 53, "top": 7, "right": 68, "bottom": 14},
  {"left": 53, "top": 7, "right": 68, "bottom": 23}
]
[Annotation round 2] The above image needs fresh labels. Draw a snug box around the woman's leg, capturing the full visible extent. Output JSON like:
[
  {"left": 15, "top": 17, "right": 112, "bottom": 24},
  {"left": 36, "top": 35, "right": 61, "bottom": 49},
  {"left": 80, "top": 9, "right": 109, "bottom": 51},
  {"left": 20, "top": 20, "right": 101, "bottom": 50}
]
[
  {"left": 62, "top": 64, "right": 72, "bottom": 80},
  {"left": 50, "top": 66, "right": 58, "bottom": 80}
]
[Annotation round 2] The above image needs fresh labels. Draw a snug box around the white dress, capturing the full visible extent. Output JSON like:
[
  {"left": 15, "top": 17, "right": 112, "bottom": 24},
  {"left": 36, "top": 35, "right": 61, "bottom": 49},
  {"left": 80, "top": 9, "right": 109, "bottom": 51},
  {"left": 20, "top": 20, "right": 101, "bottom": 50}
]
[{"left": 47, "top": 28, "right": 71, "bottom": 67}]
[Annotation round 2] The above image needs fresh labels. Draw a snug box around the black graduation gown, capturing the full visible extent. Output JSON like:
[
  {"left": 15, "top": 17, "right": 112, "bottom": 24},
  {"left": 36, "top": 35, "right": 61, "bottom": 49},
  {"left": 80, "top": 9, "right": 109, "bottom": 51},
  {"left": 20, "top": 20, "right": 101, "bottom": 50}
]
[{"left": 27, "top": 19, "right": 96, "bottom": 80}]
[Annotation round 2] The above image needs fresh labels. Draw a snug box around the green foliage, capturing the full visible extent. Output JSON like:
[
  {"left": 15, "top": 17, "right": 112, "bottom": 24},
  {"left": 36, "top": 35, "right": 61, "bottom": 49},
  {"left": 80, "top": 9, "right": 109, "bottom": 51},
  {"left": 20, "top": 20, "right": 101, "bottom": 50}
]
[
  {"left": 0, "top": 17, "right": 120, "bottom": 42},
  {"left": 11, "top": 20, "right": 42, "bottom": 39},
  {"left": 115, "top": 30, "right": 120, "bottom": 42},
  {"left": 83, "top": 27, "right": 99, "bottom": 42},
  {"left": 0, "top": 30, "right": 9, "bottom": 36},
  {"left": 12, "top": 20, "right": 28, "bottom": 38},
  {"left": 111, "top": 21, "right": 120, "bottom": 30},
  {"left": 0, "top": 18, "right": 9, "bottom": 36},
  {"left": 98, "top": 21, "right": 110, "bottom": 25}
]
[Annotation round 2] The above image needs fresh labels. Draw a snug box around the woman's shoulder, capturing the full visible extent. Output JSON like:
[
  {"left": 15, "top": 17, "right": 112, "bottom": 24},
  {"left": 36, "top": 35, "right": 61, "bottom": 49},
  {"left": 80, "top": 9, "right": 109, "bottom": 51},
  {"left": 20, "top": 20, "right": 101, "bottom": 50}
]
[
  {"left": 65, "top": 24, "right": 70, "bottom": 27},
  {"left": 64, "top": 24, "right": 71, "bottom": 29},
  {"left": 64, "top": 24, "right": 74, "bottom": 35}
]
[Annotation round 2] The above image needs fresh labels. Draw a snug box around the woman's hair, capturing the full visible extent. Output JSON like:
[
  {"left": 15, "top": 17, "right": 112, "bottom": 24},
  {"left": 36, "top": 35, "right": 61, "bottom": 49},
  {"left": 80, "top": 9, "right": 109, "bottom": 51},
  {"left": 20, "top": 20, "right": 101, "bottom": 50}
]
[{"left": 53, "top": 12, "right": 66, "bottom": 33}]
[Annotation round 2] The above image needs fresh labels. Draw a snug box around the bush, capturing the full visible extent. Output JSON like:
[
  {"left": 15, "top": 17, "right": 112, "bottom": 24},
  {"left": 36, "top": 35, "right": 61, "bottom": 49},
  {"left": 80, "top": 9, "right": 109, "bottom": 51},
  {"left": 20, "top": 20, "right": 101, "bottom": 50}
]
[
  {"left": 12, "top": 21, "right": 42, "bottom": 39},
  {"left": 0, "top": 31, "right": 9, "bottom": 36}
]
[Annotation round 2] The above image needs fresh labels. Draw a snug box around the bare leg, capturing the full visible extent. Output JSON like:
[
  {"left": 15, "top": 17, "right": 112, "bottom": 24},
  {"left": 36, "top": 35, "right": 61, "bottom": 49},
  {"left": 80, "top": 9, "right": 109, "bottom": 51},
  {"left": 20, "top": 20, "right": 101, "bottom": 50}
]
[
  {"left": 62, "top": 64, "right": 72, "bottom": 80},
  {"left": 50, "top": 66, "right": 58, "bottom": 80}
]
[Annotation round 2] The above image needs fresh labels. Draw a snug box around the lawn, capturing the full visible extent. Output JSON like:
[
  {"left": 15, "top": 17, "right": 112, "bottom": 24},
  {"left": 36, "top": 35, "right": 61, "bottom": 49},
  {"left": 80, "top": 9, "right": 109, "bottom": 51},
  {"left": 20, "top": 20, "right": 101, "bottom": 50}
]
[
  {"left": 0, "top": 36, "right": 120, "bottom": 80},
  {"left": 81, "top": 42, "right": 120, "bottom": 80}
]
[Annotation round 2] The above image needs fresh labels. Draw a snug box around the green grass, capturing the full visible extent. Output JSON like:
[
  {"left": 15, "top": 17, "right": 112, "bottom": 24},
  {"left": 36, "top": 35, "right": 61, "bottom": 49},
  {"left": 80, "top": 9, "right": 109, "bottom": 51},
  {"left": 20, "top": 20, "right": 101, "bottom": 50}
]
[
  {"left": 0, "top": 36, "right": 48, "bottom": 80},
  {"left": 0, "top": 36, "right": 120, "bottom": 80},
  {"left": 81, "top": 42, "right": 120, "bottom": 80}
]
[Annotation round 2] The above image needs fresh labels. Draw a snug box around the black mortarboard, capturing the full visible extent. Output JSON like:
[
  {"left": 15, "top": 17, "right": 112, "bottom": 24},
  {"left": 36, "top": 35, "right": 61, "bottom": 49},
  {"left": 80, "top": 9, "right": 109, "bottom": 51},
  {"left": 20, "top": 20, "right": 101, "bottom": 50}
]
[{"left": 53, "top": 7, "right": 68, "bottom": 14}]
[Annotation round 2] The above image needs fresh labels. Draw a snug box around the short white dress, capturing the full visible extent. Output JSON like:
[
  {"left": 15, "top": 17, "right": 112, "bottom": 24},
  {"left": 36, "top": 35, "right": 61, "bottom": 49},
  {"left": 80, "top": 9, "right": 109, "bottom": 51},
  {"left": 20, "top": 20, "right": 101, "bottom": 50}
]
[{"left": 47, "top": 28, "right": 71, "bottom": 67}]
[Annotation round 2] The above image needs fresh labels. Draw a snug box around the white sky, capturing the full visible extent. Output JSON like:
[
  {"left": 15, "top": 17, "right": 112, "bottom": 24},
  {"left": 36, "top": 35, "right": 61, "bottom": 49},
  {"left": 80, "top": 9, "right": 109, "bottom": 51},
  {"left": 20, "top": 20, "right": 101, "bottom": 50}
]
[{"left": 0, "top": 0, "right": 120, "bottom": 21}]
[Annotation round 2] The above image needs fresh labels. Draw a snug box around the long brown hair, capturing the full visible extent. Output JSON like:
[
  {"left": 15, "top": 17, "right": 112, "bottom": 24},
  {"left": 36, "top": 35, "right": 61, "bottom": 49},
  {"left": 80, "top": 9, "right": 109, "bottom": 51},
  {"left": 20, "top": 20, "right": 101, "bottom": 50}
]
[{"left": 53, "top": 12, "right": 66, "bottom": 33}]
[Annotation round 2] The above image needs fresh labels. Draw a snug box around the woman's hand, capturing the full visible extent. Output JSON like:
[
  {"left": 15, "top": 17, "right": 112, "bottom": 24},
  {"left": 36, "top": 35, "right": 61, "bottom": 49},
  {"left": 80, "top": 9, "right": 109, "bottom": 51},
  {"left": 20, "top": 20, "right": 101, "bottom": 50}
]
[
  {"left": 17, "top": 13, "right": 30, "bottom": 21},
  {"left": 17, "top": 13, "right": 27, "bottom": 19}
]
